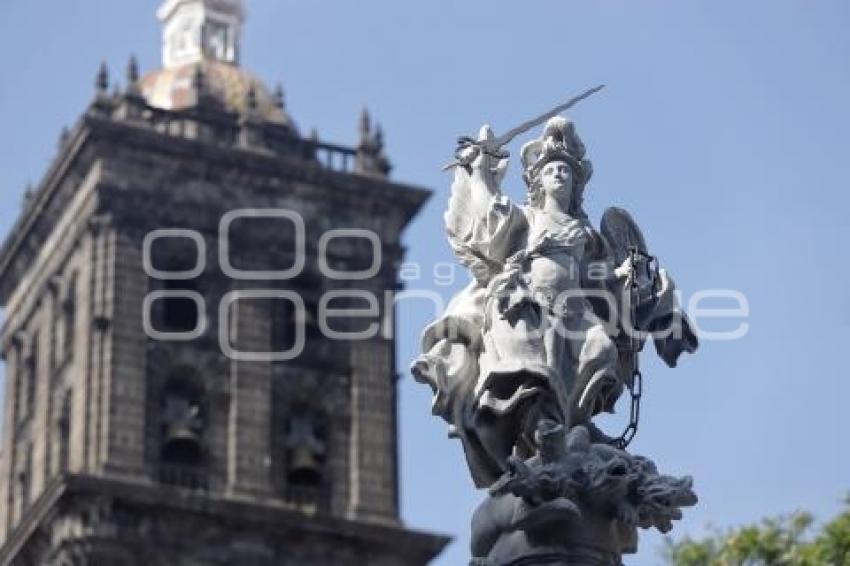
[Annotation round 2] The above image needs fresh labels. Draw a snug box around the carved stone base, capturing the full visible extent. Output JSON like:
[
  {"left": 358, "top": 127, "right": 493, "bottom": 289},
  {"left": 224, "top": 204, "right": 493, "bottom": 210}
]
[
  {"left": 469, "top": 423, "right": 696, "bottom": 566},
  {"left": 471, "top": 493, "right": 627, "bottom": 566},
  {"left": 473, "top": 549, "right": 620, "bottom": 566}
]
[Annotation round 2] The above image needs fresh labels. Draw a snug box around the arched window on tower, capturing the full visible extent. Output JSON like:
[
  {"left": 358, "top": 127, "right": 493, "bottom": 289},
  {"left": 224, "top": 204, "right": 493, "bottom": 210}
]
[
  {"left": 203, "top": 19, "right": 233, "bottom": 61},
  {"left": 271, "top": 297, "right": 297, "bottom": 354},
  {"left": 26, "top": 337, "right": 38, "bottom": 418},
  {"left": 158, "top": 372, "right": 208, "bottom": 490},
  {"left": 63, "top": 275, "right": 77, "bottom": 361},
  {"left": 283, "top": 406, "right": 328, "bottom": 507},
  {"left": 57, "top": 392, "right": 72, "bottom": 474},
  {"left": 15, "top": 446, "right": 32, "bottom": 524},
  {"left": 162, "top": 284, "right": 200, "bottom": 332},
  {"left": 11, "top": 343, "right": 23, "bottom": 424},
  {"left": 15, "top": 336, "right": 38, "bottom": 424},
  {"left": 150, "top": 241, "right": 204, "bottom": 335}
]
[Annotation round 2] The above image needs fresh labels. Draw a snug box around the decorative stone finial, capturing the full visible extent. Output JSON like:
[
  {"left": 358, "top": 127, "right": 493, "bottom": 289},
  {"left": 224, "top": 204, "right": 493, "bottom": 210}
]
[
  {"left": 359, "top": 107, "right": 371, "bottom": 141},
  {"left": 245, "top": 83, "right": 258, "bottom": 112},
  {"left": 125, "top": 55, "right": 142, "bottom": 97},
  {"left": 127, "top": 55, "right": 140, "bottom": 84},
  {"left": 273, "top": 84, "right": 286, "bottom": 110},
  {"left": 58, "top": 127, "right": 70, "bottom": 150},
  {"left": 22, "top": 184, "right": 35, "bottom": 210},
  {"left": 192, "top": 65, "right": 211, "bottom": 108},
  {"left": 307, "top": 127, "right": 320, "bottom": 159},
  {"left": 355, "top": 113, "right": 391, "bottom": 177},
  {"left": 96, "top": 61, "right": 110, "bottom": 93},
  {"left": 238, "top": 82, "right": 265, "bottom": 147},
  {"left": 374, "top": 123, "right": 385, "bottom": 151}
]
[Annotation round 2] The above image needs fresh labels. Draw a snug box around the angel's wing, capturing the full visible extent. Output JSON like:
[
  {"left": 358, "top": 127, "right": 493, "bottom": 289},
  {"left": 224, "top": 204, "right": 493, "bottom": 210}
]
[{"left": 444, "top": 154, "right": 514, "bottom": 285}]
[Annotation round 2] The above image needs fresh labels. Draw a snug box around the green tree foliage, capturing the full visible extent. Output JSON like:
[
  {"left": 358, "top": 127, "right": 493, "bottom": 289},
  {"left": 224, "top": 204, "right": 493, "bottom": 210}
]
[{"left": 663, "top": 497, "right": 850, "bottom": 565}]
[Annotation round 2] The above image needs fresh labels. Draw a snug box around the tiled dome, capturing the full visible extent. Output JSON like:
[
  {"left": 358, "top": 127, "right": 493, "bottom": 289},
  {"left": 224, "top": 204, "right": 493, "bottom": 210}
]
[{"left": 139, "top": 60, "right": 297, "bottom": 130}]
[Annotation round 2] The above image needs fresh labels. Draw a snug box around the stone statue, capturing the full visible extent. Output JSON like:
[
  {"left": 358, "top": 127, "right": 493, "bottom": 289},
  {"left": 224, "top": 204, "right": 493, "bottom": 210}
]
[{"left": 412, "top": 95, "right": 700, "bottom": 565}]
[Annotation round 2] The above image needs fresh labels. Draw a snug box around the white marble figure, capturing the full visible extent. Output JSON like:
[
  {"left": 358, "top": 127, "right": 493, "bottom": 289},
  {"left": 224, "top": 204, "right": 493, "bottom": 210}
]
[{"left": 413, "top": 116, "right": 698, "bottom": 490}]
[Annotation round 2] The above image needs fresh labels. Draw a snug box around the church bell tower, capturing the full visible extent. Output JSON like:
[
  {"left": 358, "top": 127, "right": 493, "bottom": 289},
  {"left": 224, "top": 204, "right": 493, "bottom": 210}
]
[{"left": 0, "top": 1, "right": 448, "bottom": 563}]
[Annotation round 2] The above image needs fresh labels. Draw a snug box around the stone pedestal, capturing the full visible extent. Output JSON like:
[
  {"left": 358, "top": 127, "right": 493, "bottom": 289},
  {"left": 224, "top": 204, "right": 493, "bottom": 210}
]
[
  {"left": 472, "top": 496, "right": 627, "bottom": 565},
  {"left": 468, "top": 424, "right": 695, "bottom": 566}
]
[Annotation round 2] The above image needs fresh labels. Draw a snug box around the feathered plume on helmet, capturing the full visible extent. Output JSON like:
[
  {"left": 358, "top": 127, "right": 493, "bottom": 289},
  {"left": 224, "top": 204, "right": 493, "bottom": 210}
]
[{"left": 521, "top": 116, "right": 593, "bottom": 189}]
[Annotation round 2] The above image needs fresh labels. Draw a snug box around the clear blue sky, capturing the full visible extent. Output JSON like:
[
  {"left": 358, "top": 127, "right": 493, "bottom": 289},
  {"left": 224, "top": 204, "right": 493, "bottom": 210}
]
[{"left": 1, "top": 1, "right": 849, "bottom": 564}]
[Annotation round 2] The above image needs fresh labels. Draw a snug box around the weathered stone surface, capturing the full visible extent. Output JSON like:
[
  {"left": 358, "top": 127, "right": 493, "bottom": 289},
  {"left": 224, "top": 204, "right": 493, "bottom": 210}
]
[{"left": 0, "top": 2, "right": 448, "bottom": 564}]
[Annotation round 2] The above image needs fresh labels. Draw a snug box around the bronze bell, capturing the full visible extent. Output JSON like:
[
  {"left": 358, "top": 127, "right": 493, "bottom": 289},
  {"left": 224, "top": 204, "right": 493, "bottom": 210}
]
[
  {"left": 285, "top": 413, "right": 326, "bottom": 485},
  {"left": 162, "top": 403, "right": 204, "bottom": 463},
  {"left": 165, "top": 421, "right": 202, "bottom": 446},
  {"left": 289, "top": 445, "right": 322, "bottom": 476},
  {"left": 162, "top": 420, "right": 203, "bottom": 465}
]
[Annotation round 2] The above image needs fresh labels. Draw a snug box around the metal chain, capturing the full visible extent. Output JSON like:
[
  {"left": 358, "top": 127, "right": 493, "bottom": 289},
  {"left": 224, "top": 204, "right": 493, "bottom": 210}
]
[{"left": 613, "top": 247, "right": 655, "bottom": 451}]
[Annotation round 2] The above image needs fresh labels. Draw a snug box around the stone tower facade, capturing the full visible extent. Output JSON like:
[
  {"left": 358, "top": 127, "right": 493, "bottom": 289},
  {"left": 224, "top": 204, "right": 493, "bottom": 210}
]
[{"left": 0, "top": 1, "right": 448, "bottom": 564}]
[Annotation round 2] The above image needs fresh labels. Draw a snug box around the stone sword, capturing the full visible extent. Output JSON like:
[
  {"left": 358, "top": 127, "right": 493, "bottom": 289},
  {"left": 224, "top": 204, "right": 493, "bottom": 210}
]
[{"left": 442, "top": 84, "right": 606, "bottom": 171}]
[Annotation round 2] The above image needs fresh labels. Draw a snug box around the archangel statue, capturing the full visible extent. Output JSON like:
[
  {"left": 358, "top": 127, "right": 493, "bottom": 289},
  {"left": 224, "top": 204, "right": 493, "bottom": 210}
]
[{"left": 413, "top": 105, "right": 700, "bottom": 565}]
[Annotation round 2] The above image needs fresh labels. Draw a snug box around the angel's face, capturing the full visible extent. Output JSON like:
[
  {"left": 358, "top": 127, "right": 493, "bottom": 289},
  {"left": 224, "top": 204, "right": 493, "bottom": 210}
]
[{"left": 540, "top": 160, "right": 573, "bottom": 205}]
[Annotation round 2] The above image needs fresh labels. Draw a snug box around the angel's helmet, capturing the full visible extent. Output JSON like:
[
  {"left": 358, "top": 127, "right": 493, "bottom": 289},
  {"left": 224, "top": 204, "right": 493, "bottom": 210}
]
[{"left": 521, "top": 116, "right": 593, "bottom": 213}]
